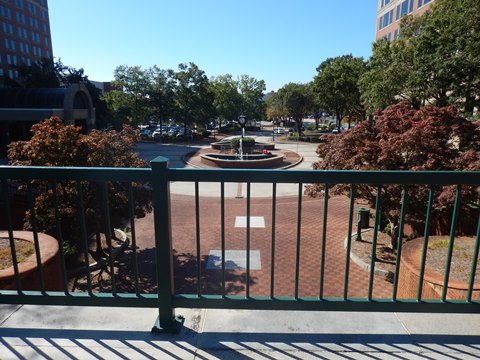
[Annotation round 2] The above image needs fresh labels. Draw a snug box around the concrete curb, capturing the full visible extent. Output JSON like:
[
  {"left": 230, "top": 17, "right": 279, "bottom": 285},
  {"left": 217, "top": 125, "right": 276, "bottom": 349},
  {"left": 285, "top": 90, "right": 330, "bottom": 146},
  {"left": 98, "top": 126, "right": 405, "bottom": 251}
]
[{"left": 345, "top": 230, "right": 394, "bottom": 279}]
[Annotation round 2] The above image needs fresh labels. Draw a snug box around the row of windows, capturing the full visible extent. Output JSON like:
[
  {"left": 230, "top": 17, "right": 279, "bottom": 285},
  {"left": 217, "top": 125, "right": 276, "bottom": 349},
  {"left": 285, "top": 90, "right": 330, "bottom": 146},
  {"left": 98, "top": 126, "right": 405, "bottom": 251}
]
[
  {"left": 0, "top": 5, "right": 12, "bottom": 19},
  {"left": 380, "top": 0, "right": 391, "bottom": 8},
  {"left": 418, "top": 0, "right": 432, "bottom": 7},
  {"left": 2, "top": 22, "right": 49, "bottom": 42},
  {"left": 378, "top": 0, "right": 416, "bottom": 30},
  {"left": 381, "top": 28, "right": 400, "bottom": 43},
  {"left": 4, "top": 37, "right": 48, "bottom": 57}
]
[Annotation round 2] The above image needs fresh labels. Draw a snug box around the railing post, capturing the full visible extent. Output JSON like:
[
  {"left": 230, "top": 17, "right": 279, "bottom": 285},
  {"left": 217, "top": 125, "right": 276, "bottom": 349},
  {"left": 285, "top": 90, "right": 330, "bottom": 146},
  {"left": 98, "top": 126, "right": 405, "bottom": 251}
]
[{"left": 150, "top": 156, "right": 183, "bottom": 333}]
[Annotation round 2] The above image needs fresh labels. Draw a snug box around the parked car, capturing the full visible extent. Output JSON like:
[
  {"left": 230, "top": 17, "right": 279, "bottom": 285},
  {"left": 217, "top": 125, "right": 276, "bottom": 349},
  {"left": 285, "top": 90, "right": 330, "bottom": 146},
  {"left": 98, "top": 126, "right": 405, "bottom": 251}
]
[
  {"left": 140, "top": 129, "right": 152, "bottom": 139},
  {"left": 273, "top": 127, "right": 285, "bottom": 135},
  {"left": 152, "top": 129, "right": 163, "bottom": 139},
  {"left": 289, "top": 125, "right": 305, "bottom": 132}
]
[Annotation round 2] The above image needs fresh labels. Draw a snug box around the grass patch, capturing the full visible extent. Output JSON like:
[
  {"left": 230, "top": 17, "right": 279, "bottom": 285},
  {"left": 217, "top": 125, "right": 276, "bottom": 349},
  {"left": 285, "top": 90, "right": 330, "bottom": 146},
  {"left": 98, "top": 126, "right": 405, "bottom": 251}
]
[
  {"left": 428, "top": 237, "right": 461, "bottom": 252},
  {"left": 0, "top": 238, "right": 35, "bottom": 270}
]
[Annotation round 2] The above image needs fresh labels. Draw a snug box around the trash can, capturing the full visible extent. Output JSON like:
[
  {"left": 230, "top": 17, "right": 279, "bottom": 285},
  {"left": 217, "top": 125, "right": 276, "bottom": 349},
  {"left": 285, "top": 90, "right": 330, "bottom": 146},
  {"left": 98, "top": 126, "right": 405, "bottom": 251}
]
[{"left": 357, "top": 207, "right": 370, "bottom": 229}]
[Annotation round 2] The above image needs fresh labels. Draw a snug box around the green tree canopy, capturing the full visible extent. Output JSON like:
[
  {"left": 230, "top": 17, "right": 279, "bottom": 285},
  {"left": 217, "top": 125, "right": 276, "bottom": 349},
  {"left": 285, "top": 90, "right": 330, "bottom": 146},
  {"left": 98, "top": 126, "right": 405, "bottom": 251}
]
[
  {"left": 209, "top": 74, "right": 242, "bottom": 126},
  {"left": 237, "top": 75, "right": 266, "bottom": 122},
  {"left": 173, "top": 62, "right": 215, "bottom": 130},
  {"left": 359, "top": 0, "right": 480, "bottom": 116},
  {"left": 103, "top": 65, "right": 152, "bottom": 126},
  {"left": 313, "top": 55, "right": 366, "bottom": 129},
  {"left": 275, "top": 82, "right": 314, "bottom": 134}
]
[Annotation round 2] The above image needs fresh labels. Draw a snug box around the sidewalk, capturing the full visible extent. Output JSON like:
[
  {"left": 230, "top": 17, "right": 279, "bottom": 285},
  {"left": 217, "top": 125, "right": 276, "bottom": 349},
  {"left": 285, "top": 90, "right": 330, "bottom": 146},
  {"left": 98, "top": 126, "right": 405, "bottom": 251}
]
[{"left": 1, "top": 304, "right": 480, "bottom": 359}]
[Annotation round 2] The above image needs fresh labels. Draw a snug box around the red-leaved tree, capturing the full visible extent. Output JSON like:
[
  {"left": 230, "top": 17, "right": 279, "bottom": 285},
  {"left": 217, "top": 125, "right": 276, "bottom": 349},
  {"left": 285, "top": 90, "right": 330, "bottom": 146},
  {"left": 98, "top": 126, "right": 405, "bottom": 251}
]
[
  {"left": 305, "top": 102, "right": 480, "bottom": 247},
  {"left": 8, "top": 117, "right": 152, "bottom": 258}
]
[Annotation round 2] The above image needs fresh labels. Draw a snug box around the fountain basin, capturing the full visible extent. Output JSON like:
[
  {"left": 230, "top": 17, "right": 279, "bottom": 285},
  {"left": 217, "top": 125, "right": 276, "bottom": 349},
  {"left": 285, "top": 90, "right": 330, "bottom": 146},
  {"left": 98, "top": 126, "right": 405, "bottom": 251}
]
[
  {"left": 200, "top": 152, "right": 284, "bottom": 168},
  {"left": 211, "top": 140, "right": 275, "bottom": 151}
]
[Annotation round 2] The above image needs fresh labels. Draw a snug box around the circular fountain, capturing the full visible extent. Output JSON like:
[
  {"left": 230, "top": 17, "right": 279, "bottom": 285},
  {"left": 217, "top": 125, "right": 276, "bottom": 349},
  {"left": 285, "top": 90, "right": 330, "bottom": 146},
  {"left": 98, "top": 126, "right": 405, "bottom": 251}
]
[{"left": 184, "top": 136, "right": 302, "bottom": 169}]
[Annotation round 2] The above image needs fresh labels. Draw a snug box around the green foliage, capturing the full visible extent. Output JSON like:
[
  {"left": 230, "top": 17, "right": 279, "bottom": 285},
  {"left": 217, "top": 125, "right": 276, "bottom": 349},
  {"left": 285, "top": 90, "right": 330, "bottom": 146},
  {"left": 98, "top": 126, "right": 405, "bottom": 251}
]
[
  {"left": 174, "top": 62, "right": 215, "bottom": 130},
  {"left": 237, "top": 75, "right": 267, "bottom": 121},
  {"left": 8, "top": 117, "right": 152, "bottom": 257},
  {"left": 231, "top": 137, "right": 255, "bottom": 150},
  {"left": 274, "top": 82, "right": 314, "bottom": 135},
  {"left": 313, "top": 55, "right": 366, "bottom": 126},
  {"left": 359, "top": 0, "right": 480, "bottom": 115},
  {"left": 210, "top": 74, "right": 242, "bottom": 123}
]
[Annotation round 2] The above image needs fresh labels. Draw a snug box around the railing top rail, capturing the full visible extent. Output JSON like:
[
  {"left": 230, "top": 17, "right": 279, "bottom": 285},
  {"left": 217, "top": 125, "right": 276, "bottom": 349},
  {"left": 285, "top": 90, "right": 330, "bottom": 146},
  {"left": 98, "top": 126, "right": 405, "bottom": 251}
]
[
  {"left": 166, "top": 168, "right": 480, "bottom": 185},
  {"left": 0, "top": 166, "right": 152, "bottom": 182}
]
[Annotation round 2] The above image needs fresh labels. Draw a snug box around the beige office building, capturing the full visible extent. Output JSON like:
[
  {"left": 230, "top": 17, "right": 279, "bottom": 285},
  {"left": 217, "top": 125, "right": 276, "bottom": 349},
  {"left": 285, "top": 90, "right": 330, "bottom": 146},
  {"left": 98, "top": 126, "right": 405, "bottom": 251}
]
[{"left": 375, "top": 0, "right": 434, "bottom": 41}]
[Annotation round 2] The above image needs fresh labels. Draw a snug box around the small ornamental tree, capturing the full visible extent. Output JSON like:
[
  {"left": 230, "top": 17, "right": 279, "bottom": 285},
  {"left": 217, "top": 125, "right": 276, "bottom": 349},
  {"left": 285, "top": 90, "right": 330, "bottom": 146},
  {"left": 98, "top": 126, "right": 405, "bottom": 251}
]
[
  {"left": 305, "top": 102, "right": 480, "bottom": 247},
  {"left": 8, "top": 117, "right": 152, "bottom": 257}
]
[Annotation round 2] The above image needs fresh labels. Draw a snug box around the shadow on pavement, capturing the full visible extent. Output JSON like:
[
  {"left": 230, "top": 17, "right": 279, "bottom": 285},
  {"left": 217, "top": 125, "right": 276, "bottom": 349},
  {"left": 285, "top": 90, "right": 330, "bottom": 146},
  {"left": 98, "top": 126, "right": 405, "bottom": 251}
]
[{"left": 1, "top": 328, "right": 479, "bottom": 359}]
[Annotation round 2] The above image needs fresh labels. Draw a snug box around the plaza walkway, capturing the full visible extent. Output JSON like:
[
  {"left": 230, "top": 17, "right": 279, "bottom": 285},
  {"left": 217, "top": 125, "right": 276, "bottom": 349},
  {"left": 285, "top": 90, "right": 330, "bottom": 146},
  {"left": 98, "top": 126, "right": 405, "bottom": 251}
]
[{"left": 1, "top": 135, "right": 480, "bottom": 358}]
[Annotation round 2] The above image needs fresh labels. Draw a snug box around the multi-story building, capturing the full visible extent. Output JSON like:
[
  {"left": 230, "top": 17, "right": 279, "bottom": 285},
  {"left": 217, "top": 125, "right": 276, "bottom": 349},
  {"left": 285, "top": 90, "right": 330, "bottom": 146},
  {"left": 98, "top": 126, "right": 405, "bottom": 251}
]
[
  {"left": 375, "top": 0, "right": 435, "bottom": 41},
  {"left": 0, "top": 0, "right": 52, "bottom": 82}
]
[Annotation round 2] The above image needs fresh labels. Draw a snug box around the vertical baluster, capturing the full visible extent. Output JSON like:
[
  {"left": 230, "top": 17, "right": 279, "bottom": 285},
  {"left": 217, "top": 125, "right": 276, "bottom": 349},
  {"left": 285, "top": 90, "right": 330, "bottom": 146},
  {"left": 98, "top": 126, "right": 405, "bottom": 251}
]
[
  {"left": 392, "top": 185, "right": 408, "bottom": 301},
  {"left": 102, "top": 182, "right": 116, "bottom": 294},
  {"left": 442, "top": 185, "right": 461, "bottom": 301},
  {"left": 221, "top": 182, "right": 225, "bottom": 297},
  {"left": 368, "top": 185, "right": 382, "bottom": 300},
  {"left": 51, "top": 181, "right": 68, "bottom": 293},
  {"left": 294, "top": 183, "right": 303, "bottom": 299},
  {"left": 1, "top": 180, "right": 22, "bottom": 292},
  {"left": 127, "top": 183, "right": 140, "bottom": 296},
  {"left": 195, "top": 182, "right": 202, "bottom": 296},
  {"left": 270, "top": 183, "right": 277, "bottom": 299},
  {"left": 344, "top": 185, "right": 356, "bottom": 300},
  {"left": 76, "top": 181, "right": 92, "bottom": 294},
  {"left": 246, "top": 182, "right": 251, "bottom": 298},
  {"left": 467, "top": 211, "right": 480, "bottom": 302},
  {"left": 319, "top": 184, "right": 328, "bottom": 300},
  {"left": 27, "top": 182, "right": 46, "bottom": 293},
  {"left": 417, "top": 187, "right": 434, "bottom": 301}
]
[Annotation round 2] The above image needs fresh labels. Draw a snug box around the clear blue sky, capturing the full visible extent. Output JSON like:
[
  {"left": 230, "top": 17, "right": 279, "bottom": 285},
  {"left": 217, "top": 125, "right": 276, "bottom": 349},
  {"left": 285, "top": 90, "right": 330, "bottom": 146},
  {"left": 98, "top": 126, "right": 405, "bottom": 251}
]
[{"left": 49, "top": 0, "right": 377, "bottom": 92}]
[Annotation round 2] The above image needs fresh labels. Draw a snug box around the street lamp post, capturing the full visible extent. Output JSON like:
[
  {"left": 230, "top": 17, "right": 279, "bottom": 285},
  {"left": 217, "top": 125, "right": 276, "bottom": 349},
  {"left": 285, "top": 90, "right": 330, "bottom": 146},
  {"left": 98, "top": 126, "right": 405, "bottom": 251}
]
[{"left": 237, "top": 115, "right": 246, "bottom": 160}]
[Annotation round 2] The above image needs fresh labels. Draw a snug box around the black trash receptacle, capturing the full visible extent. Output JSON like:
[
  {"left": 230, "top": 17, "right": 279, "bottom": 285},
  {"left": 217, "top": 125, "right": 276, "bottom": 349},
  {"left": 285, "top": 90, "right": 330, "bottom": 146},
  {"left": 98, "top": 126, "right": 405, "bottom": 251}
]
[{"left": 357, "top": 207, "right": 370, "bottom": 228}]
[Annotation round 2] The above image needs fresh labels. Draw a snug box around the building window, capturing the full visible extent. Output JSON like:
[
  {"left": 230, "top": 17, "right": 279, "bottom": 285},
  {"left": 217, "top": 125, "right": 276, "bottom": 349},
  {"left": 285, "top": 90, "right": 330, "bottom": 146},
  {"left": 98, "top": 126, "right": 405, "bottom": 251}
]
[
  {"left": 9, "top": 23, "right": 13, "bottom": 34},
  {"left": 10, "top": 39, "right": 15, "bottom": 51},
  {"left": 394, "top": 28, "right": 399, "bottom": 40},
  {"left": 4, "top": 38, "right": 9, "bottom": 50},
  {"left": 409, "top": 0, "right": 414, "bottom": 13},
  {"left": 6, "top": 54, "right": 11, "bottom": 64},
  {"left": 2, "top": 22, "right": 6, "bottom": 33},
  {"left": 8, "top": 69, "right": 13, "bottom": 79},
  {"left": 387, "top": 33, "right": 392, "bottom": 42},
  {"left": 0, "top": 69, "right": 3, "bottom": 77},
  {"left": 401, "top": 0, "right": 409, "bottom": 17}
]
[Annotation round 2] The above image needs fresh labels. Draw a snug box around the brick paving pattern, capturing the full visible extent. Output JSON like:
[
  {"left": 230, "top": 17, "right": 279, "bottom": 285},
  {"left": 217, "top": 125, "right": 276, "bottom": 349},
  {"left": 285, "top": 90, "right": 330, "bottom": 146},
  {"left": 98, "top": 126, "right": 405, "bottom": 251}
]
[{"left": 166, "top": 190, "right": 393, "bottom": 299}]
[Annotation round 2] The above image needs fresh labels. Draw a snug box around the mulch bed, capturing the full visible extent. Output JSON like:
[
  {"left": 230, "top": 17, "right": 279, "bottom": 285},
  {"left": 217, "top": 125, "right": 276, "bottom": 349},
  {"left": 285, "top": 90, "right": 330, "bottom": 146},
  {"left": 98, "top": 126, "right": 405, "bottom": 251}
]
[{"left": 351, "top": 230, "right": 479, "bottom": 284}]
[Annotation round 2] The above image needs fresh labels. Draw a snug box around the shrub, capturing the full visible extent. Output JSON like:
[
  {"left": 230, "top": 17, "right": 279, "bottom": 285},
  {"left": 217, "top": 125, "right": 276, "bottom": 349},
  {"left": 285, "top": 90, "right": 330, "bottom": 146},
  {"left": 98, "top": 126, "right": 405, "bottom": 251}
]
[
  {"left": 230, "top": 137, "right": 255, "bottom": 150},
  {"left": 8, "top": 117, "right": 152, "bottom": 257},
  {"left": 305, "top": 102, "right": 480, "bottom": 247}
]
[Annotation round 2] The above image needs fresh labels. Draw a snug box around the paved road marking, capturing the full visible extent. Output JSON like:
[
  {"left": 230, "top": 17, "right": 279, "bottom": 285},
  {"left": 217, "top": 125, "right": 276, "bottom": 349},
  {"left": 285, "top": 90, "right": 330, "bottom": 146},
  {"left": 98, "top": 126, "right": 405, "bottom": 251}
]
[
  {"left": 234, "top": 216, "right": 265, "bottom": 228},
  {"left": 206, "top": 250, "right": 261, "bottom": 270}
]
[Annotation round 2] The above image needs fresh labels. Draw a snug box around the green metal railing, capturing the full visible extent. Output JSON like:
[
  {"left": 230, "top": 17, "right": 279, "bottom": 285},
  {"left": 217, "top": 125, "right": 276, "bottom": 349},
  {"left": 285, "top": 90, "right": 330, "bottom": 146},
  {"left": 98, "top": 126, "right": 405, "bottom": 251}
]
[{"left": 0, "top": 157, "right": 479, "bottom": 333}]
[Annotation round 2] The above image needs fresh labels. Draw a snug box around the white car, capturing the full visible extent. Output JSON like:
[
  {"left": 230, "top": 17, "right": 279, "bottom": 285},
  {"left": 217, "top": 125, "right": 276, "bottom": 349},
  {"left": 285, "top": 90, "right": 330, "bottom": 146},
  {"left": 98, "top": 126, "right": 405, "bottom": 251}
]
[{"left": 273, "top": 127, "right": 285, "bottom": 135}]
